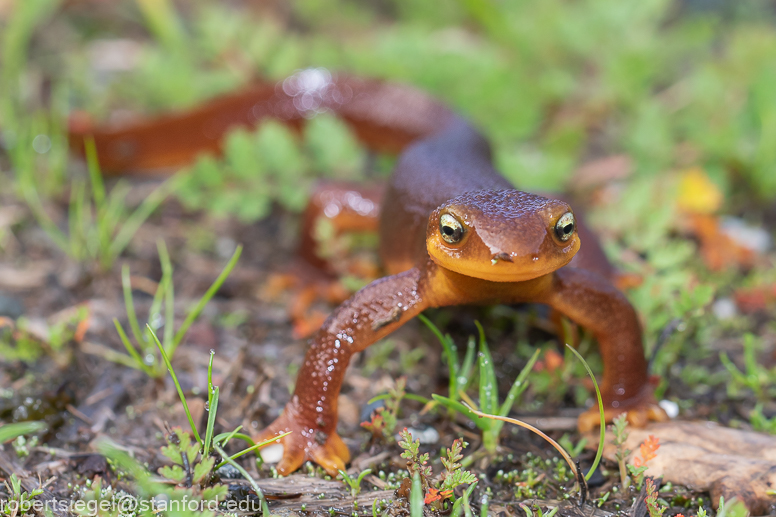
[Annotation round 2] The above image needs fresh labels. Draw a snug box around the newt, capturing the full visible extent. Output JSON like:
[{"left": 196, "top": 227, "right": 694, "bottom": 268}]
[{"left": 69, "top": 69, "right": 668, "bottom": 476}]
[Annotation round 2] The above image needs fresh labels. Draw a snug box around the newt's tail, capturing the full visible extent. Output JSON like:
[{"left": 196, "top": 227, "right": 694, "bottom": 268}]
[{"left": 68, "top": 69, "right": 457, "bottom": 175}]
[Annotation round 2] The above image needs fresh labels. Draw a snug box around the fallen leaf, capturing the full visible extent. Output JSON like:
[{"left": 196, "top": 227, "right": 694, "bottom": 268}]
[
  {"left": 734, "top": 284, "right": 776, "bottom": 313},
  {"left": 0, "top": 0, "right": 14, "bottom": 20},
  {"left": 685, "top": 214, "right": 756, "bottom": 271},
  {"left": 0, "top": 262, "right": 51, "bottom": 289},
  {"left": 534, "top": 348, "right": 564, "bottom": 373},
  {"left": 595, "top": 421, "right": 776, "bottom": 514},
  {"left": 677, "top": 167, "right": 723, "bottom": 215},
  {"left": 571, "top": 155, "right": 633, "bottom": 190}
]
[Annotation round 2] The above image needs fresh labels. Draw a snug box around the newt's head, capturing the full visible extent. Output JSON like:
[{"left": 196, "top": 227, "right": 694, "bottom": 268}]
[{"left": 426, "top": 190, "right": 580, "bottom": 282}]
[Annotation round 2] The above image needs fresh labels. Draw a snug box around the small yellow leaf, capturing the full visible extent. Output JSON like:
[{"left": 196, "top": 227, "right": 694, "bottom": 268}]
[{"left": 677, "top": 168, "right": 723, "bottom": 214}]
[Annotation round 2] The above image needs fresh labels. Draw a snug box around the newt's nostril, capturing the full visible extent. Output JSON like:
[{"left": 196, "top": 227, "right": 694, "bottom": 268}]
[{"left": 492, "top": 252, "right": 513, "bottom": 263}]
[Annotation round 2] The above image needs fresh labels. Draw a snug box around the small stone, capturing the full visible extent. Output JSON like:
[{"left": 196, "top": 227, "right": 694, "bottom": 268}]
[
  {"left": 0, "top": 293, "right": 24, "bottom": 319},
  {"left": 659, "top": 399, "right": 680, "bottom": 418},
  {"left": 215, "top": 463, "right": 242, "bottom": 480},
  {"left": 720, "top": 217, "right": 771, "bottom": 253},
  {"left": 259, "top": 443, "right": 284, "bottom": 464},
  {"left": 400, "top": 426, "right": 439, "bottom": 445},
  {"left": 712, "top": 298, "right": 737, "bottom": 320},
  {"left": 216, "top": 238, "right": 238, "bottom": 260},
  {"left": 360, "top": 398, "right": 386, "bottom": 424}
]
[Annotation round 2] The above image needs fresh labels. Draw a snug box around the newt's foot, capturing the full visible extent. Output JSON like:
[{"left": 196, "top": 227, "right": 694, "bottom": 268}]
[
  {"left": 577, "top": 395, "right": 669, "bottom": 432},
  {"left": 255, "top": 411, "right": 350, "bottom": 476}
]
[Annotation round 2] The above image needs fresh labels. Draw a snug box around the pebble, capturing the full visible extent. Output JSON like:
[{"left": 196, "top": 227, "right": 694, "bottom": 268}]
[
  {"left": 0, "top": 293, "right": 24, "bottom": 319},
  {"left": 720, "top": 217, "right": 771, "bottom": 253},
  {"left": 712, "top": 297, "right": 737, "bottom": 320},
  {"left": 216, "top": 237, "right": 238, "bottom": 260},
  {"left": 215, "top": 463, "right": 243, "bottom": 480},
  {"left": 360, "top": 398, "right": 386, "bottom": 424},
  {"left": 659, "top": 399, "right": 680, "bottom": 418},
  {"left": 399, "top": 426, "right": 440, "bottom": 445},
  {"left": 259, "top": 443, "right": 285, "bottom": 464}
]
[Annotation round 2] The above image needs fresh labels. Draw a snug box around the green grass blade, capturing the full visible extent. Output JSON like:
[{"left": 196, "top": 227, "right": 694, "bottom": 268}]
[
  {"left": 143, "top": 243, "right": 172, "bottom": 354},
  {"left": 480, "top": 494, "right": 488, "bottom": 517},
  {"left": 144, "top": 277, "right": 167, "bottom": 351},
  {"left": 458, "top": 0, "right": 511, "bottom": 40},
  {"left": 459, "top": 335, "right": 477, "bottom": 392},
  {"left": 410, "top": 471, "right": 423, "bottom": 517},
  {"left": 135, "top": 0, "right": 187, "bottom": 52},
  {"left": 84, "top": 137, "right": 106, "bottom": 212},
  {"left": 213, "top": 426, "right": 243, "bottom": 446},
  {"left": 451, "top": 481, "right": 478, "bottom": 517},
  {"left": 475, "top": 321, "right": 498, "bottom": 415},
  {"left": 213, "top": 443, "right": 266, "bottom": 504},
  {"left": 432, "top": 394, "right": 489, "bottom": 431},
  {"left": 19, "top": 181, "right": 70, "bottom": 253},
  {"left": 148, "top": 324, "right": 201, "bottom": 446},
  {"left": 208, "top": 350, "right": 215, "bottom": 393},
  {"left": 499, "top": 348, "right": 541, "bottom": 417},
  {"left": 463, "top": 481, "right": 475, "bottom": 517},
  {"left": 214, "top": 431, "right": 292, "bottom": 469},
  {"left": 110, "top": 176, "right": 179, "bottom": 260},
  {"left": 95, "top": 439, "right": 155, "bottom": 490},
  {"left": 84, "top": 137, "right": 110, "bottom": 266},
  {"left": 564, "top": 344, "right": 605, "bottom": 481},
  {"left": 213, "top": 430, "right": 252, "bottom": 447},
  {"left": 121, "top": 266, "right": 145, "bottom": 347},
  {"left": 85, "top": 337, "right": 149, "bottom": 371},
  {"left": 743, "top": 333, "right": 758, "bottom": 376},
  {"left": 0, "top": 421, "right": 47, "bottom": 443},
  {"left": 367, "top": 392, "right": 430, "bottom": 405},
  {"left": 356, "top": 468, "right": 373, "bottom": 486},
  {"left": 466, "top": 406, "right": 580, "bottom": 483},
  {"left": 203, "top": 351, "right": 217, "bottom": 455},
  {"left": 157, "top": 240, "right": 175, "bottom": 353},
  {"left": 68, "top": 178, "right": 87, "bottom": 259},
  {"left": 113, "top": 318, "right": 153, "bottom": 375},
  {"left": 719, "top": 351, "right": 747, "bottom": 384},
  {"left": 47, "top": 82, "right": 69, "bottom": 189},
  {"left": 0, "top": 0, "right": 61, "bottom": 88},
  {"left": 99, "top": 182, "right": 130, "bottom": 267},
  {"left": 203, "top": 386, "right": 218, "bottom": 456},
  {"left": 418, "top": 314, "right": 460, "bottom": 399},
  {"left": 170, "top": 245, "right": 242, "bottom": 354}
]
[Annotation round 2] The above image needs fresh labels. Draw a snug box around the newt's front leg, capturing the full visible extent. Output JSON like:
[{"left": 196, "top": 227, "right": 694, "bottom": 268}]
[
  {"left": 539, "top": 267, "right": 668, "bottom": 431},
  {"left": 255, "top": 268, "right": 429, "bottom": 475}
]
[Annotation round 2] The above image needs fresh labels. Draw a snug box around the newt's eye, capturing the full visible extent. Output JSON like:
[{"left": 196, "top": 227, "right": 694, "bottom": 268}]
[
  {"left": 554, "top": 212, "right": 576, "bottom": 242},
  {"left": 439, "top": 214, "right": 464, "bottom": 244}
]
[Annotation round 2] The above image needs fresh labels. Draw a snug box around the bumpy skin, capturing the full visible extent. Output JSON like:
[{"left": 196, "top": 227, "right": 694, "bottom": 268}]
[{"left": 70, "top": 70, "right": 667, "bottom": 476}]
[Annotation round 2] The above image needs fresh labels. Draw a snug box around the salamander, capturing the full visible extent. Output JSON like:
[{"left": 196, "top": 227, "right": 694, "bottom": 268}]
[{"left": 69, "top": 69, "right": 668, "bottom": 476}]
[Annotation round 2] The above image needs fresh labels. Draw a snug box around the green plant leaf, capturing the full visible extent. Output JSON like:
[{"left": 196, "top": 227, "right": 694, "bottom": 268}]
[
  {"left": 0, "top": 422, "right": 46, "bottom": 444},
  {"left": 476, "top": 321, "right": 498, "bottom": 416}
]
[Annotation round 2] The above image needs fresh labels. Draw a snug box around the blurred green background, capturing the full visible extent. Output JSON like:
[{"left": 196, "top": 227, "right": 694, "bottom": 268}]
[{"left": 5, "top": 0, "right": 776, "bottom": 199}]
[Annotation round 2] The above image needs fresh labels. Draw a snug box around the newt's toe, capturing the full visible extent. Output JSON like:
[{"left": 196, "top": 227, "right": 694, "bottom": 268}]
[
  {"left": 578, "top": 408, "right": 602, "bottom": 433},
  {"left": 311, "top": 439, "right": 349, "bottom": 476},
  {"left": 578, "top": 401, "right": 670, "bottom": 432},
  {"left": 255, "top": 412, "right": 351, "bottom": 476},
  {"left": 276, "top": 445, "right": 307, "bottom": 476}
]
